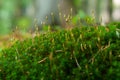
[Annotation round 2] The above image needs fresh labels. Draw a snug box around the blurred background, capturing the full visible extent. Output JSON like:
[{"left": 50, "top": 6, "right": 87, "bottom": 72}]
[{"left": 0, "top": 0, "right": 120, "bottom": 35}]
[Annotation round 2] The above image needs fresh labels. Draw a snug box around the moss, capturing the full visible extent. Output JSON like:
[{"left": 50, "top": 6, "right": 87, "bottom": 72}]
[{"left": 0, "top": 25, "right": 120, "bottom": 80}]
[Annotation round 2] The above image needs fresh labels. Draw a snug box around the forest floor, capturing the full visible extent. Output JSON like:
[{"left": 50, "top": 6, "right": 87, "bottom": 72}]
[{"left": 0, "top": 32, "right": 32, "bottom": 49}]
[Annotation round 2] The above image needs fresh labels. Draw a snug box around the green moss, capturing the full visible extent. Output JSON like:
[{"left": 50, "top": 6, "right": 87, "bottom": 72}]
[{"left": 0, "top": 25, "right": 120, "bottom": 80}]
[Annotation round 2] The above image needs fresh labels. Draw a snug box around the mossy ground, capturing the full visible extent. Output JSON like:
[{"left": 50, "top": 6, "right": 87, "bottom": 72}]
[{"left": 0, "top": 23, "right": 120, "bottom": 79}]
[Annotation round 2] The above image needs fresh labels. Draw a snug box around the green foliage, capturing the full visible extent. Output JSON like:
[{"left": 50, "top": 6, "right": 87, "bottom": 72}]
[
  {"left": 0, "top": 0, "right": 16, "bottom": 34},
  {"left": 108, "top": 22, "right": 120, "bottom": 29},
  {"left": 0, "top": 25, "right": 120, "bottom": 80},
  {"left": 0, "top": 0, "right": 32, "bottom": 34},
  {"left": 14, "top": 17, "right": 31, "bottom": 30}
]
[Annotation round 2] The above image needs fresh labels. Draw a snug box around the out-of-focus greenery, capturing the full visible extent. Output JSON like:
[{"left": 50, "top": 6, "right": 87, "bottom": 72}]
[
  {"left": 0, "top": 0, "right": 16, "bottom": 34},
  {"left": 0, "top": 0, "right": 84, "bottom": 35},
  {"left": 0, "top": 0, "right": 32, "bottom": 35}
]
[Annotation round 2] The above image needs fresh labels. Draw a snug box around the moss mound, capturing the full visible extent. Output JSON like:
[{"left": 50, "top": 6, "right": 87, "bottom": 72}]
[{"left": 0, "top": 26, "right": 120, "bottom": 80}]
